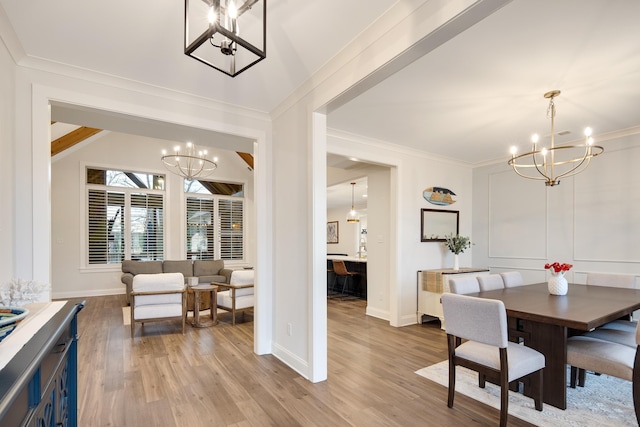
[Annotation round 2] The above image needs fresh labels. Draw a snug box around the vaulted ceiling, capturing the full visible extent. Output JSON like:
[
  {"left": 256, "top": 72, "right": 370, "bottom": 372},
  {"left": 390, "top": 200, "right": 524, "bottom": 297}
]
[{"left": 4, "top": 1, "right": 640, "bottom": 171}]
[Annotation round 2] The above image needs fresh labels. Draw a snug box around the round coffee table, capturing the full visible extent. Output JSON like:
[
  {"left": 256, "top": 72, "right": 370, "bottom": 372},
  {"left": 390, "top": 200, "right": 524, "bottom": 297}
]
[{"left": 189, "top": 284, "right": 218, "bottom": 327}]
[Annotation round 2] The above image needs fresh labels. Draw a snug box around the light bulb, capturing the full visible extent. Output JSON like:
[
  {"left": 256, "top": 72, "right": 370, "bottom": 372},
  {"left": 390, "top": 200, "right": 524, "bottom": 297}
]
[
  {"left": 173, "top": 145, "right": 180, "bottom": 153},
  {"left": 531, "top": 134, "right": 539, "bottom": 144},
  {"left": 584, "top": 127, "right": 593, "bottom": 137},
  {"left": 208, "top": 7, "right": 215, "bottom": 24},
  {"left": 228, "top": 1, "right": 237, "bottom": 19},
  {"left": 588, "top": 137, "right": 594, "bottom": 146},
  {"left": 510, "top": 146, "right": 517, "bottom": 155},
  {"left": 161, "top": 149, "right": 167, "bottom": 155},
  {"left": 541, "top": 148, "right": 548, "bottom": 156}
]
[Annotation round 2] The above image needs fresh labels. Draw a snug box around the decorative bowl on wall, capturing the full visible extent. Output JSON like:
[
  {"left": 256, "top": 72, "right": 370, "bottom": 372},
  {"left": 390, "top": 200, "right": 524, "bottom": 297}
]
[{"left": 0, "top": 306, "right": 30, "bottom": 343}]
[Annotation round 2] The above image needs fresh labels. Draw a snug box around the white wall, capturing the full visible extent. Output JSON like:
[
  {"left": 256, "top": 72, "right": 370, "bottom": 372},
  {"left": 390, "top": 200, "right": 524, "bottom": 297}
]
[
  {"left": 0, "top": 37, "right": 15, "bottom": 284},
  {"left": 326, "top": 207, "right": 360, "bottom": 256},
  {"left": 472, "top": 130, "right": 640, "bottom": 284},
  {"left": 51, "top": 131, "right": 254, "bottom": 299}
]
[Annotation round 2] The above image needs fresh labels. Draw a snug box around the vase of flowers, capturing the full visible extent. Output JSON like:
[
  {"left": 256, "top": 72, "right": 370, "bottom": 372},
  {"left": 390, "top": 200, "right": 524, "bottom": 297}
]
[
  {"left": 545, "top": 262, "right": 572, "bottom": 295},
  {"left": 444, "top": 234, "right": 472, "bottom": 271}
]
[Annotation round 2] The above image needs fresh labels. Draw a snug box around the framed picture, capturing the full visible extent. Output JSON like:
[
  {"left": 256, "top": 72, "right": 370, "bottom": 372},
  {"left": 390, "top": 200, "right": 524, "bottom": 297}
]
[
  {"left": 420, "top": 209, "right": 459, "bottom": 242},
  {"left": 327, "top": 221, "right": 339, "bottom": 244}
]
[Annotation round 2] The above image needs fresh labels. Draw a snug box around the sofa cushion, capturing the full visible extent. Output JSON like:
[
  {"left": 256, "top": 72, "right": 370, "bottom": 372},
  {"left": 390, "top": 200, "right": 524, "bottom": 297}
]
[
  {"left": 198, "top": 275, "right": 226, "bottom": 284},
  {"left": 163, "top": 260, "right": 194, "bottom": 278},
  {"left": 218, "top": 291, "right": 254, "bottom": 309},
  {"left": 230, "top": 270, "right": 254, "bottom": 285},
  {"left": 122, "top": 260, "right": 163, "bottom": 275},
  {"left": 132, "top": 272, "right": 185, "bottom": 293},
  {"left": 193, "top": 260, "right": 224, "bottom": 277}
]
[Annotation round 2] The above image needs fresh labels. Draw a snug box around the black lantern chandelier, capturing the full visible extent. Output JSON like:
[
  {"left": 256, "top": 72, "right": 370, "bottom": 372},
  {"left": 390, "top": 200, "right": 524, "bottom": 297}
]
[{"left": 184, "top": 0, "right": 266, "bottom": 77}]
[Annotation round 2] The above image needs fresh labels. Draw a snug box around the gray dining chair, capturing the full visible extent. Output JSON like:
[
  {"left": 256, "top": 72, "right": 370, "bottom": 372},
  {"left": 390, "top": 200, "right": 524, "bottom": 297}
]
[
  {"left": 448, "top": 277, "right": 480, "bottom": 295},
  {"left": 585, "top": 272, "right": 638, "bottom": 339},
  {"left": 441, "top": 293, "right": 545, "bottom": 427},
  {"left": 500, "top": 271, "right": 524, "bottom": 288},
  {"left": 478, "top": 274, "right": 505, "bottom": 291},
  {"left": 566, "top": 320, "right": 640, "bottom": 424}
]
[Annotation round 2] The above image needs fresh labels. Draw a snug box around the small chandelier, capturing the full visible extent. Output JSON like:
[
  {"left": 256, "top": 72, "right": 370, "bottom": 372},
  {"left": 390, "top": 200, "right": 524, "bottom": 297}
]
[
  {"left": 161, "top": 142, "right": 218, "bottom": 181},
  {"left": 184, "top": 0, "right": 266, "bottom": 77},
  {"left": 508, "top": 90, "right": 604, "bottom": 186},
  {"left": 347, "top": 182, "right": 360, "bottom": 223}
]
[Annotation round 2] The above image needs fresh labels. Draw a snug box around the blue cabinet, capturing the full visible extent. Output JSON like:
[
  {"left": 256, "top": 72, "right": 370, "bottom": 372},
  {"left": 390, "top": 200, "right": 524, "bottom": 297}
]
[{"left": 0, "top": 301, "right": 84, "bottom": 426}]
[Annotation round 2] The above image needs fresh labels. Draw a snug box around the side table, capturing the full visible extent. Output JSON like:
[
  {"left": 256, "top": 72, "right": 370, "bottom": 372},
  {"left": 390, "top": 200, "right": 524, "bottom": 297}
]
[{"left": 189, "top": 284, "right": 218, "bottom": 327}]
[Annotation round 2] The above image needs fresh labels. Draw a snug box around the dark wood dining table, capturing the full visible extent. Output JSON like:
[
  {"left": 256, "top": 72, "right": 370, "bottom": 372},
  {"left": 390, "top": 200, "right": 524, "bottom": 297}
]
[{"left": 468, "top": 282, "right": 640, "bottom": 409}]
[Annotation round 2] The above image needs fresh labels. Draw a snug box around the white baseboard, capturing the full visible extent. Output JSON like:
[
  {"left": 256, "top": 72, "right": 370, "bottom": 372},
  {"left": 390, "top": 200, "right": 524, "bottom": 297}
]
[{"left": 271, "top": 342, "right": 310, "bottom": 380}]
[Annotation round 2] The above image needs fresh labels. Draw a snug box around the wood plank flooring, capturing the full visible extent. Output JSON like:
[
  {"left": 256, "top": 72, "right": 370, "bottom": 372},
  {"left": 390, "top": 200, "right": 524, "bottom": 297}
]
[{"left": 73, "top": 295, "right": 535, "bottom": 426}]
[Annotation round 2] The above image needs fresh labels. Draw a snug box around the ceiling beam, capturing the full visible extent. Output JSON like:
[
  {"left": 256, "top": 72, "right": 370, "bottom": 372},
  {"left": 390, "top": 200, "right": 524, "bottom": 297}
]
[
  {"left": 236, "top": 152, "right": 254, "bottom": 170},
  {"left": 51, "top": 126, "right": 102, "bottom": 156}
]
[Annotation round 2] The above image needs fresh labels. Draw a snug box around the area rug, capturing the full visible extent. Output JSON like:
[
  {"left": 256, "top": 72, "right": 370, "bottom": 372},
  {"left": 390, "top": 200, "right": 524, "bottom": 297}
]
[{"left": 416, "top": 361, "right": 636, "bottom": 426}]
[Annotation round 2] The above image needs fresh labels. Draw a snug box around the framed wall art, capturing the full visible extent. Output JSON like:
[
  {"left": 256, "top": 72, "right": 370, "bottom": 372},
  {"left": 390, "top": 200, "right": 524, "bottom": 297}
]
[{"left": 327, "top": 221, "right": 339, "bottom": 244}]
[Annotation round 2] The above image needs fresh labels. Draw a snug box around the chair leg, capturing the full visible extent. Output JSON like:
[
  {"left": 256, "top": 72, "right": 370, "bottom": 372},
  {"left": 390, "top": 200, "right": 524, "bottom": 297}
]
[
  {"left": 633, "top": 345, "right": 640, "bottom": 425},
  {"left": 447, "top": 362, "right": 456, "bottom": 408},
  {"left": 570, "top": 366, "right": 578, "bottom": 388},
  {"left": 341, "top": 275, "right": 350, "bottom": 295},
  {"left": 500, "top": 375, "right": 509, "bottom": 427},
  {"left": 479, "top": 374, "right": 486, "bottom": 388},
  {"left": 578, "top": 368, "right": 586, "bottom": 387},
  {"left": 534, "top": 369, "right": 543, "bottom": 411}
]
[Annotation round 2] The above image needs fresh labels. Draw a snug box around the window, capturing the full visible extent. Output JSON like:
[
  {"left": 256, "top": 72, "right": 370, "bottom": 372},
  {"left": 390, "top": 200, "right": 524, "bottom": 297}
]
[
  {"left": 185, "top": 179, "right": 244, "bottom": 261},
  {"left": 86, "top": 168, "right": 165, "bottom": 265}
]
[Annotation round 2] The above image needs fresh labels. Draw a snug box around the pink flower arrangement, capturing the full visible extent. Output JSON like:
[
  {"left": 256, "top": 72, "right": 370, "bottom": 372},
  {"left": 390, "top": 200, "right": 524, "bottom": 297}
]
[{"left": 544, "top": 262, "right": 573, "bottom": 276}]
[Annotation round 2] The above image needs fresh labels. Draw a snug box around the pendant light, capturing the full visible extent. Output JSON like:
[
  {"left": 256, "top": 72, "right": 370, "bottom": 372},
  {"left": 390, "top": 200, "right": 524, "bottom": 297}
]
[{"left": 346, "top": 182, "right": 359, "bottom": 223}]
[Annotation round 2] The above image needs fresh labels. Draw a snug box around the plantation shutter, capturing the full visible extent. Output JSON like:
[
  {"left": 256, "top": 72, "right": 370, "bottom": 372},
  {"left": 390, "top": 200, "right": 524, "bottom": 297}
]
[
  {"left": 88, "top": 190, "right": 125, "bottom": 264},
  {"left": 186, "top": 197, "right": 215, "bottom": 260},
  {"left": 129, "top": 193, "right": 164, "bottom": 261},
  {"left": 219, "top": 199, "right": 244, "bottom": 260}
]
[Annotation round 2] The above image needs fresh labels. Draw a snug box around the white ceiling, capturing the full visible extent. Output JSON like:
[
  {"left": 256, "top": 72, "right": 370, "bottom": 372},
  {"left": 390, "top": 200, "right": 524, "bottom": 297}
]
[
  {"left": 3, "top": 0, "right": 640, "bottom": 205},
  {"left": 329, "top": 0, "right": 640, "bottom": 165}
]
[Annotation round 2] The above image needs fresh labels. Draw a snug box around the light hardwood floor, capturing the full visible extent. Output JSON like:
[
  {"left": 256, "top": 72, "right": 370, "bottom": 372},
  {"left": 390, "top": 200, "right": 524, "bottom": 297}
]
[{"left": 73, "top": 295, "right": 535, "bottom": 426}]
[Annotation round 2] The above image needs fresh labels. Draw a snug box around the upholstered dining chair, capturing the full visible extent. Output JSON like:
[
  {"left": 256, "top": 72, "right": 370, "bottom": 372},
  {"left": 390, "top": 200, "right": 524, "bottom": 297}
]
[
  {"left": 441, "top": 293, "right": 545, "bottom": 427},
  {"left": 567, "top": 320, "right": 640, "bottom": 424},
  {"left": 130, "top": 272, "right": 187, "bottom": 338},
  {"left": 586, "top": 272, "right": 638, "bottom": 333},
  {"left": 500, "top": 271, "right": 525, "bottom": 288},
  {"left": 448, "top": 277, "right": 480, "bottom": 295},
  {"left": 478, "top": 274, "right": 505, "bottom": 292}
]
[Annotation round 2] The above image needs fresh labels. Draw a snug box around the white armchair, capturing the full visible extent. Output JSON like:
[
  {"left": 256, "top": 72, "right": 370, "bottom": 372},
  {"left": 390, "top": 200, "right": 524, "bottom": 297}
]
[
  {"left": 130, "top": 272, "right": 187, "bottom": 338},
  {"left": 217, "top": 270, "right": 254, "bottom": 325}
]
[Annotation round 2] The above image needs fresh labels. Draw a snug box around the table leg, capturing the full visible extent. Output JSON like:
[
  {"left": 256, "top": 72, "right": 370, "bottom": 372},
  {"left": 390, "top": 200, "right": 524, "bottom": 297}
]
[
  {"left": 210, "top": 289, "right": 218, "bottom": 325},
  {"left": 193, "top": 290, "right": 201, "bottom": 326},
  {"left": 518, "top": 319, "right": 567, "bottom": 409}
]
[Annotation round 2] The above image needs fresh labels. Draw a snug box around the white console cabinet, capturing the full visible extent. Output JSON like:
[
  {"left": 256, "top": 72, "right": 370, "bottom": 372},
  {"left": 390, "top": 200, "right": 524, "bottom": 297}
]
[{"left": 417, "top": 268, "right": 489, "bottom": 328}]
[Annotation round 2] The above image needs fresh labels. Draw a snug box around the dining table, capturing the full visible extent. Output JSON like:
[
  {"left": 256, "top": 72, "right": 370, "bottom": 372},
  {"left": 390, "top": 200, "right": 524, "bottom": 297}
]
[{"left": 467, "top": 282, "right": 640, "bottom": 409}]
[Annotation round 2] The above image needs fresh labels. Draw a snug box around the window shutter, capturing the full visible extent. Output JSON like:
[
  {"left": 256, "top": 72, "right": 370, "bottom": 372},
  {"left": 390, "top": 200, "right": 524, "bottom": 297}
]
[
  {"left": 219, "top": 199, "right": 244, "bottom": 260},
  {"left": 130, "top": 193, "right": 164, "bottom": 261},
  {"left": 186, "top": 197, "right": 215, "bottom": 260},
  {"left": 88, "top": 190, "right": 125, "bottom": 264}
]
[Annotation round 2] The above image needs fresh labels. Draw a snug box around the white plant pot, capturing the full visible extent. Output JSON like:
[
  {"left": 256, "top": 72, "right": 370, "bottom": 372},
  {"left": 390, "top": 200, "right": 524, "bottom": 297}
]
[{"left": 548, "top": 274, "right": 568, "bottom": 295}]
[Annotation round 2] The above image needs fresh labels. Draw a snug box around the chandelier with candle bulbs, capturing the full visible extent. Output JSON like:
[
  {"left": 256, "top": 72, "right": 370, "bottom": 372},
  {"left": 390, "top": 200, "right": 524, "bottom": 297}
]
[
  {"left": 508, "top": 90, "right": 604, "bottom": 186},
  {"left": 161, "top": 142, "right": 218, "bottom": 181}
]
